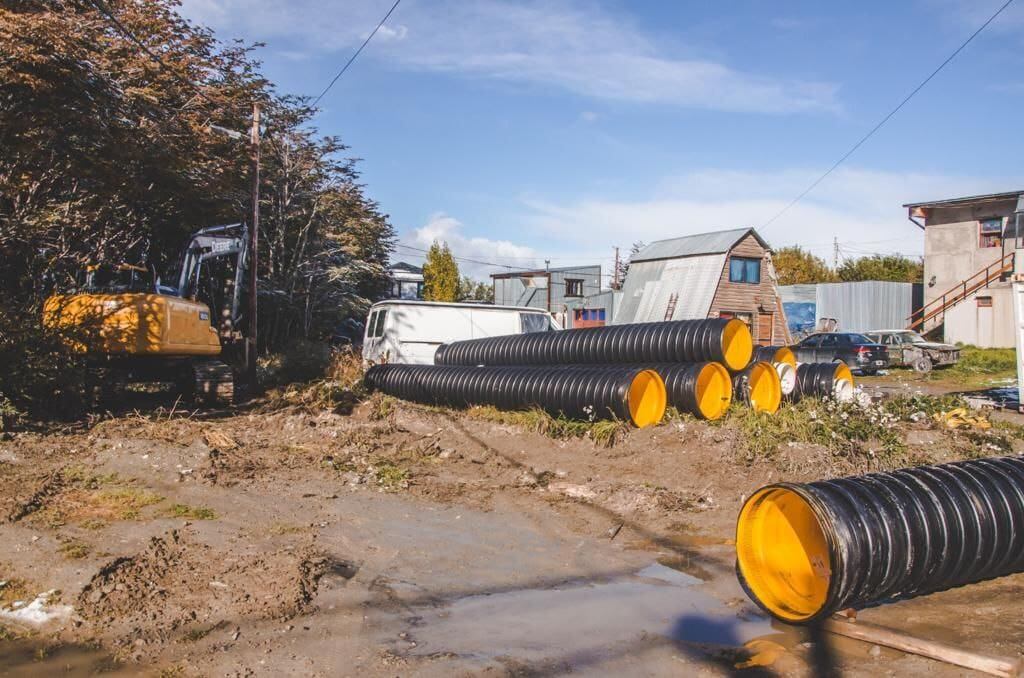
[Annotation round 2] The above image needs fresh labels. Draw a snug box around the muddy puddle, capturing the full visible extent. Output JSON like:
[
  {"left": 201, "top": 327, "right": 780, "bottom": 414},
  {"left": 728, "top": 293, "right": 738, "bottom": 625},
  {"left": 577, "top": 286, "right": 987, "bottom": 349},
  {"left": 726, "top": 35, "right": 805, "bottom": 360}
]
[
  {"left": 0, "top": 638, "right": 128, "bottom": 677},
  {"left": 394, "top": 563, "right": 776, "bottom": 668}
]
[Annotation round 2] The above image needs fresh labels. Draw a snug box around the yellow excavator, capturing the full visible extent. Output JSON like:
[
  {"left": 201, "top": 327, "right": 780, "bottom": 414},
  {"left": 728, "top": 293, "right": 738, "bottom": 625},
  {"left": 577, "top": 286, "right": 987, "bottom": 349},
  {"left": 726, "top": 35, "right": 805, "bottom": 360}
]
[{"left": 43, "top": 224, "right": 250, "bottom": 406}]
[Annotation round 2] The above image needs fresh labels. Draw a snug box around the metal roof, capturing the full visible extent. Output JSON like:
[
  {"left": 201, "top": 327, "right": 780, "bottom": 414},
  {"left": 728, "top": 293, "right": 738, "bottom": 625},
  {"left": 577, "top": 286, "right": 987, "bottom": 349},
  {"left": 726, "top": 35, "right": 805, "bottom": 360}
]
[
  {"left": 491, "top": 264, "right": 601, "bottom": 278},
  {"left": 903, "top": 190, "right": 1023, "bottom": 209},
  {"left": 630, "top": 227, "right": 768, "bottom": 263}
]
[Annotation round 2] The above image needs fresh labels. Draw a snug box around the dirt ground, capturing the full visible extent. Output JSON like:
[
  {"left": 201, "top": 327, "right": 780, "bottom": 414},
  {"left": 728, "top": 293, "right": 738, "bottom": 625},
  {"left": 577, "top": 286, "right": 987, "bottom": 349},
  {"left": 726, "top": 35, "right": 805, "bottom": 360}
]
[{"left": 1, "top": 375, "right": 1023, "bottom": 676}]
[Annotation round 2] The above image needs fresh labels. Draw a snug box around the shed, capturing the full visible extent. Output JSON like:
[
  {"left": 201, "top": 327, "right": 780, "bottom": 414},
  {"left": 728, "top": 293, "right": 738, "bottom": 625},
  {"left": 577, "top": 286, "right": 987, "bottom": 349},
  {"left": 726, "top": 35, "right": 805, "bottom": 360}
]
[{"left": 614, "top": 227, "right": 789, "bottom": 345}]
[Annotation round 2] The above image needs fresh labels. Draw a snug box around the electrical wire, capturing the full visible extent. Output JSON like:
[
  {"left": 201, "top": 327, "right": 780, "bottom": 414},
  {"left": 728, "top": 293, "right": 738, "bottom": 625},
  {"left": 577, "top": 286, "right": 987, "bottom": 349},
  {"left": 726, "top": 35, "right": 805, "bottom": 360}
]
[
  {"left": 760, "top": 0, "right": 1016, "bottom": 231},
  {"left": 312, "top": 0, "right": 403, "bottom": 108}
]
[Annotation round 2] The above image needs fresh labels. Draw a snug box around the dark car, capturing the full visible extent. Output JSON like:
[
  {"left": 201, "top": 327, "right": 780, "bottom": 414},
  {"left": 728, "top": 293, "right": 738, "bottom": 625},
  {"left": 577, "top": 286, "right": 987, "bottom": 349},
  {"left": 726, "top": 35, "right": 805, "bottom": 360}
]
[{"left": 791, "top": 332, "right": 889, "bottom": 375}]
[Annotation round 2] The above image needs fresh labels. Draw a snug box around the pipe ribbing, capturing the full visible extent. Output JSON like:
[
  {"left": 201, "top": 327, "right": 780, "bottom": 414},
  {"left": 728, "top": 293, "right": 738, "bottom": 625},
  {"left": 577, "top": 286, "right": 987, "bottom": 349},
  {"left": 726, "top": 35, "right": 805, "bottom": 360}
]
[
  {"left": 646, "top": 363, "right": 732, "bottom": 421},
  {"left": 736, "top": 455, "right": 1024, "bottom": 624},
  {"left": 792, "top": 362, "right": 855, "bottom": 402},
  {"left": 434, "top": 319, "right": 753, "bottom": 371},
  {"left": 364, "top": 364, "right": 666, "bottom": 428},
  {"left": 732, "top": 361, "right": 782, "bottom": 414},
  {"left": 752, "top": 345, "right": 796, "bottom": 368}
]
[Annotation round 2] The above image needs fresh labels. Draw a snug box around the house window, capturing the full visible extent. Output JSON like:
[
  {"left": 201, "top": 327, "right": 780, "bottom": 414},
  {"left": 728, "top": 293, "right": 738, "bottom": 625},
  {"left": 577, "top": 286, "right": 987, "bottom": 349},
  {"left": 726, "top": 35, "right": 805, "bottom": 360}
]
[
  {"left": 977, "top": 296, "right": 993, "bottom": 308},
  {"left": 979, "top": 218, "right": 1003, "bottom": 248},
  {"left": 565, "top": 278, "right": 584, "bottom": 297},
  {"left": 719, "top": 311, "right": 753, "bottom": 327},
  {"left": 729, "top": 257, "right": 761, "bottom": 284}
]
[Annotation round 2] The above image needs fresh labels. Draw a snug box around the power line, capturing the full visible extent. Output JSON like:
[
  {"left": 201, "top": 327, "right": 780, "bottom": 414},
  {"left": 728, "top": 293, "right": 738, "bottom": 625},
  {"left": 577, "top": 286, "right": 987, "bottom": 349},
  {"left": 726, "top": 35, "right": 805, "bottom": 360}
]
[
  {"left": 312, "top": 0, "right": 403, "bottom": 108},
  {"left": 84, "top": 0, "right": 222, "bottom": 109},
  {"left": 760, "top": 0, "right": 1016, "bottom": 231}
]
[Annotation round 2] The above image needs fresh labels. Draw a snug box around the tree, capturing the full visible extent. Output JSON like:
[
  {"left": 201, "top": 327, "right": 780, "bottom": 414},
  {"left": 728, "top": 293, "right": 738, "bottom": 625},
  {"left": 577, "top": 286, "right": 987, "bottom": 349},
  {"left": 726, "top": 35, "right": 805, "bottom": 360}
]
[
  {"left": 837, "top": 255, "right": 923, "bottom": 283},
  {"left": 422, "top": 241, "right": 459, "bottom": 301},
  {"left": 457, "top": 275, "right": 494, "bottom": 303},
  {"left": 0, "top": 0, "right": 395, "bottom": 416},
  {"left": 772, "top": 246, "right": 836, "bottom": 285}
]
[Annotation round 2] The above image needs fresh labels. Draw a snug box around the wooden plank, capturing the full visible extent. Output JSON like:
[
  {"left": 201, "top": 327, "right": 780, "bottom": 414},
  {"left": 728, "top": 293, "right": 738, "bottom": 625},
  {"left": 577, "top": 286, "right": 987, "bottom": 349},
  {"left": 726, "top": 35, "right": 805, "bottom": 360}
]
[{"left": 823, "top": 616, "right": 1022, "bottom": 678}]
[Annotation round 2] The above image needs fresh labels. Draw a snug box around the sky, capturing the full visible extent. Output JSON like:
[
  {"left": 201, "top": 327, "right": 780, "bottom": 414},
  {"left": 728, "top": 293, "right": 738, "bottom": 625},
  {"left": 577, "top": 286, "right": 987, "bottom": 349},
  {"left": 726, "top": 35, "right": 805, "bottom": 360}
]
[{"left": 179, "top": 0, "right": 1024, "bottom": 281}]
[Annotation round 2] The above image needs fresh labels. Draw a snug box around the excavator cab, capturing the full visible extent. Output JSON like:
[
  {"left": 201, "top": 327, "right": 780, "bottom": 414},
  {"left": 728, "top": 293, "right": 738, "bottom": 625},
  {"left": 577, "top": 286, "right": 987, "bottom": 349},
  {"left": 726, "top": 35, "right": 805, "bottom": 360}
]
[{"left": 44, "top": 224, "right": 249, "bottom": 406}]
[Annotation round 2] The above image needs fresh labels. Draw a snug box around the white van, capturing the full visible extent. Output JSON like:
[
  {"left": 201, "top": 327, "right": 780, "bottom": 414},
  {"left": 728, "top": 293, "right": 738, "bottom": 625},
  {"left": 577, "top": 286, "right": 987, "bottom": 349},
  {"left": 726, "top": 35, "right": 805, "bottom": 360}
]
[{"left": 362, "top": 300, "right": 560, "bottom": 365}]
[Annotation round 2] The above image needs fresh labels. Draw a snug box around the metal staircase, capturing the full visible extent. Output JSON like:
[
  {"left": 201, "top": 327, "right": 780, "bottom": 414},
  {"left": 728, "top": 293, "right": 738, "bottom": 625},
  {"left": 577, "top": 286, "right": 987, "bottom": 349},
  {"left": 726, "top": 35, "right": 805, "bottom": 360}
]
[{"left": 907, "top": 251, "right": 1015, "bottom": 331}]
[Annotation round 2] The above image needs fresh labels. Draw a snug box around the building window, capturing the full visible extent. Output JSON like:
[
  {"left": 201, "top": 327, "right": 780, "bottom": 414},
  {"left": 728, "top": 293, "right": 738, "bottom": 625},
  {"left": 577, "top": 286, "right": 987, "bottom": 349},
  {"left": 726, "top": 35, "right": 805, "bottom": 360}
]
[
  {"left": 718, "top": 311, "right": 753, "bottom": 327},
  {"left": 565, "top": 278, "right": 584, "bottom": 297},
  {"left": 979, "top": 218, "right": 1003, "bottom": 248},
  {"left": 977, "top": 296, "right": 993, "bottom": 308},
  {"left": 728, "top": 257, "right": 761, "bottom": 284}
]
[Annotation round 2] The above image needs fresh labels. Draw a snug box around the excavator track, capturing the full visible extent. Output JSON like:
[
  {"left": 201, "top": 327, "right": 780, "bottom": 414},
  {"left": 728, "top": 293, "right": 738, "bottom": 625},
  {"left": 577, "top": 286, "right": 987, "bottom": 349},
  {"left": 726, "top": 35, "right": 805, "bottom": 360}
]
[{"left": 191, "top": 359, "right": 235, "bottom": 407}]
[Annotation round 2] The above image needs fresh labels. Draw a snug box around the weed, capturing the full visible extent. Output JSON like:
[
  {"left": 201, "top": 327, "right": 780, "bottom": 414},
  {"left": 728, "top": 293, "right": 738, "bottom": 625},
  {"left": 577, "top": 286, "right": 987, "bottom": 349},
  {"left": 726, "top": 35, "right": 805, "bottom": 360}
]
[
  {"left": 466, "top": 406, "right": 629, "bottom": 447},
  {"left": 367, "top": 393, "right": 396, "bottom": 422},
  {"left": 165, "top": 504, "right": 216, "bottom": 520},
  {"left": 726, "top": 397, "right": 908, "bottom": 470},
  {"left": 0, "top": 578, "right": 30, "bottom": 608},
  {"left": 58, "top": 539, "right": 90, "bottom": 559},
  {"left": 44, "top": 487, "right": 163, "bottom": 524},
  {"left": 928, "top": 346, "right": 1017, "bottom": 384},
  {"left": 268, "top": 523, "right": 306, "bottom": 535},
  {"left": 372, "top": 461, "right": 409, "bottom": 490}
]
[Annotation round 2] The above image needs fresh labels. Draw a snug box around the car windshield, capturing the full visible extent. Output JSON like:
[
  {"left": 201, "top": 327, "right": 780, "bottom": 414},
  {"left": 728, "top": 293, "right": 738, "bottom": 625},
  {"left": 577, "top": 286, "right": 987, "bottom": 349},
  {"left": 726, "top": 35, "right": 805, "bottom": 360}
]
[{"left": 897, "top": 332, "right": 927, "bottom": 344}]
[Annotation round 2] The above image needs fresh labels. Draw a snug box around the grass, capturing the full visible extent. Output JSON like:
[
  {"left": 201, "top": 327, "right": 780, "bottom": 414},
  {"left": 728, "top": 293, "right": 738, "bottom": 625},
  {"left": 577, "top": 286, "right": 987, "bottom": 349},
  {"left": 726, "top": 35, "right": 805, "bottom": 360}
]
[
  {"left": 58, "top": 539, "right": 90, "bottom": 560},
  {"left": 924, "top": 346, "right": 1018, "bottom": 385},
  {"left": 0, "top": 578, "right": 30, "bottom": 608},
  {"left": 372, "top": 460, "right": 410, "bottom": 490},
  {"left": 164, "top": 504, "right": 216, "bottom": 520},
  {"left": 43, "top": 486, "right": 164, "bottom": 526},
  {"left": 466, "top": 405, "right": 630, "bottom": 447}
]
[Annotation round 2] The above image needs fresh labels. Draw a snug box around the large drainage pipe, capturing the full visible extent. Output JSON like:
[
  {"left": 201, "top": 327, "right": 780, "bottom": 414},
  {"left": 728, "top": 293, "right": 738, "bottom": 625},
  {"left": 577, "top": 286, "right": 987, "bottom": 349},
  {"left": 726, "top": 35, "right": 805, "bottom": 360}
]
[
  {"left": 736, "top": 455, "right": 1024, "bottom": 624},
  {"left": 364, "top": 364, "right": 667, "bottom": 428},
  {"left": 647, "top": 362, "right": 732, "bottom": 421},
  {"left": 732, "top": 361, "right": 783, "bottom": 414},
  {"left": 434, "top": 319, "right": 753, "bottom": 372},
  {"left": 792, "top": 362, "right": 854, "bottom": 403},
  {"left": 750, "top": 346, "right": 797, "bottom": 397}
]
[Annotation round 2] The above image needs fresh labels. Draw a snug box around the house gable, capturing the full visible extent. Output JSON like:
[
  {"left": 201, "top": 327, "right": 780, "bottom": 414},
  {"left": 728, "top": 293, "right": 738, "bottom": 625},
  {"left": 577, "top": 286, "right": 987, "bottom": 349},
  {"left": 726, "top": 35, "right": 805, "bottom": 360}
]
[{"left": 708, "top": 233, "right": 788, "bottom": 343}]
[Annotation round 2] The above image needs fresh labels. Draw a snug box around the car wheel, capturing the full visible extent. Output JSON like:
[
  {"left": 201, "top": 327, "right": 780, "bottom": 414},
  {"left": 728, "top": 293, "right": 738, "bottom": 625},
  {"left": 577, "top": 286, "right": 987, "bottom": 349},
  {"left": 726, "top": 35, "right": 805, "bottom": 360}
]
[{"left": 913, "top": 356, "right": 933, "bottom": 373}]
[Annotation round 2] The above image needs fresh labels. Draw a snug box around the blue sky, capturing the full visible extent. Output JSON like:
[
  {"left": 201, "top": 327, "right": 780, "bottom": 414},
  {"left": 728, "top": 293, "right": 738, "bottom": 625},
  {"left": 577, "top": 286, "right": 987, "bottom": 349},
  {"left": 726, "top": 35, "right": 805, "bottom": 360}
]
[{"left": 180, "top": 0, "right": 1024, "bottom": 280}]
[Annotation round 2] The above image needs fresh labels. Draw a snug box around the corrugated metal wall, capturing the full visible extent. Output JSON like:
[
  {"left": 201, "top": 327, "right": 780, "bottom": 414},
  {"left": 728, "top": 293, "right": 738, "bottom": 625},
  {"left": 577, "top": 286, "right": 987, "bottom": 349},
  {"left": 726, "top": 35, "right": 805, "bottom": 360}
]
[
  {"left": 780, "top": 282, "right": 919, "bottom": 334},
  {"left": 612, "top": 254, "right": 725, "bottom": 324}
]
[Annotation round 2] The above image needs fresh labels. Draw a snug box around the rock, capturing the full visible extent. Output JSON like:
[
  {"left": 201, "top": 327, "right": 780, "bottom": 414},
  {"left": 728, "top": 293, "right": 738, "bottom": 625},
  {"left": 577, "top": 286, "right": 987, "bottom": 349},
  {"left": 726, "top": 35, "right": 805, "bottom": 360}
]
[{"left": 869, "top": 644, "right": 881, "bottom": 658}]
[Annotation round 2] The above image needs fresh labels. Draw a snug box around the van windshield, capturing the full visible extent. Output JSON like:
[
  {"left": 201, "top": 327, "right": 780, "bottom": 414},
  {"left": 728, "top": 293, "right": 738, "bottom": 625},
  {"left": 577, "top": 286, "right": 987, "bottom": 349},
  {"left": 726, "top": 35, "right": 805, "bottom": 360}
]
[{"left": 521, "top": 313, "right": 551, "bottom": 333}]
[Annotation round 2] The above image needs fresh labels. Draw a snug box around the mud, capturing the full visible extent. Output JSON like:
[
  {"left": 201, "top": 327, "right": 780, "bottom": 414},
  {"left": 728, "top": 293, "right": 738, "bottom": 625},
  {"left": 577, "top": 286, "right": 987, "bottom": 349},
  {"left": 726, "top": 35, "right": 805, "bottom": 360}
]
[{"left": 0, "top": 392, "right": 1022, "bottom": 675}]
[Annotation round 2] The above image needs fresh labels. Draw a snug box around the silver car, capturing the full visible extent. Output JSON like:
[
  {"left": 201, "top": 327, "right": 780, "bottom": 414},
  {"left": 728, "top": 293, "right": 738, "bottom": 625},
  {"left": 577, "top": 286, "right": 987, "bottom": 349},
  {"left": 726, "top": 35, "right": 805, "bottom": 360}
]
[{"left": 864, "top": 330, "right": 959, "bottom": 372}]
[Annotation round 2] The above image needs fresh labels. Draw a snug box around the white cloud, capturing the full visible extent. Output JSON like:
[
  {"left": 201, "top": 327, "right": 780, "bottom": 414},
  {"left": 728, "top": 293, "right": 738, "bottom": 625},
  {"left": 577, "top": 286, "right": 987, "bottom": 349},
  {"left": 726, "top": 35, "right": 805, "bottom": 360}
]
[
  {"left": 520, "top": 168, "right": 1013, "bottom": 260},
  {"left": 178, "top": 0, "right": 839, "bottom": 114},
  {"left": 401, "top": 213, "right": 543, "bottom": 280}
]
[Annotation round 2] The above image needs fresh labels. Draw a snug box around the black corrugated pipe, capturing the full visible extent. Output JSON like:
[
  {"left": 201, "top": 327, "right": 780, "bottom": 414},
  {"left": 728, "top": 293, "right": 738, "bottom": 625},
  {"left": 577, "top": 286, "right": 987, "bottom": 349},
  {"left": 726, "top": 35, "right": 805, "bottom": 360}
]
[
  {"left": 646, "top": 363, "right": 732, "bottom": 420},
  {"left": 736, "top": 455, "right": 1024, "bottom": 624},
  {"left": 364, "top": 363, "right": 667, "bottom": 428},
  {"left": 433, "top": 318, "right": 754, "bottom": 371},
  {"left": 750, "top": 346, "right": 797, "bottom": 396},
  {"left": 792, "top": 362, "right": 855, "bottom": 402},
  {"left": 731, "top": 361, "right": 782, "bottom": 414}
]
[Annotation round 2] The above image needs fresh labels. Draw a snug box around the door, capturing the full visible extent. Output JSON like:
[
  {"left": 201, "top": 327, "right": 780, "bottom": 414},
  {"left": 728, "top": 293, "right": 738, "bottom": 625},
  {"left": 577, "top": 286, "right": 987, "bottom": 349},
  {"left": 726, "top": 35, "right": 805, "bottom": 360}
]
[
  {"left": 793, "top": 334, "right": 821, "bottom": 363},
  {"left": 361, "top": 308, "right": 388, "bottom": 363},
  {"left": 757, "top": 312, "right": 774, "bottom": 345},
  {"left": 818, "top": 334, "right": 840, "bottom": 362}
]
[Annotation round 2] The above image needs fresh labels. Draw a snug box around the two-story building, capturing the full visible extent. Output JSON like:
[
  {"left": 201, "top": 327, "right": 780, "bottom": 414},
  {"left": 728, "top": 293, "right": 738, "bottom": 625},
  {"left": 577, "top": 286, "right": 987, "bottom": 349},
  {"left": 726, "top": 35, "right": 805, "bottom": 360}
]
[
  {"left": 388, "top": 262, "right": 424, "bottom": 300},
  {"left": 491, "top": 265, "right": 602, "bottom": 321},
  {"left": 906, "top": 190, "right": 1024, "bottom": 347}
]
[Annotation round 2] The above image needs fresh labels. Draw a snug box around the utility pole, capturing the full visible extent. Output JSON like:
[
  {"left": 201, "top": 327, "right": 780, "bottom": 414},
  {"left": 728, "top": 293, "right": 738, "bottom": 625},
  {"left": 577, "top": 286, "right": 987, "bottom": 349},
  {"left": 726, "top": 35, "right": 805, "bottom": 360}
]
[
  {"left": 247, "top": 102, "right": 261, "bottom": 388},
  {"left": 833, "top": 236, "right": 840, "bottom": 270},
  {"left": 613, "top": 246, "right": 620, "bottom": 290}
]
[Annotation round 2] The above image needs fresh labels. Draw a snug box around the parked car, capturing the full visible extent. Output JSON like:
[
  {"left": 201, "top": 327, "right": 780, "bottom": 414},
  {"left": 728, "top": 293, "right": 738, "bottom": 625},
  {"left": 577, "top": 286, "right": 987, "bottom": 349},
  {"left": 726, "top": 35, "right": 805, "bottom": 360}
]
[
  {"left": 864, "top": 329, "right": 959, "bottom": 372},
  {"left": 362, "top": 300, "right": 560, "bottom": 365},
  {"left": 791, "top": 332, "right": 889, "bottom": 375}
]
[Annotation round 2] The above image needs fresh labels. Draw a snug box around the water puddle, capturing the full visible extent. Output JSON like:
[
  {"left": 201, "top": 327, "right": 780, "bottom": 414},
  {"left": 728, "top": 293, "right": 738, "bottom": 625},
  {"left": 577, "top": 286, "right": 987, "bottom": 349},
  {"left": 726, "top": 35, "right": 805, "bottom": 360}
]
[
  {"left": 399, "top": 563, "right": 775, "bottom": 667},
  {"left": 0, "top": 639, "right": 128, "bottom": 677}
]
